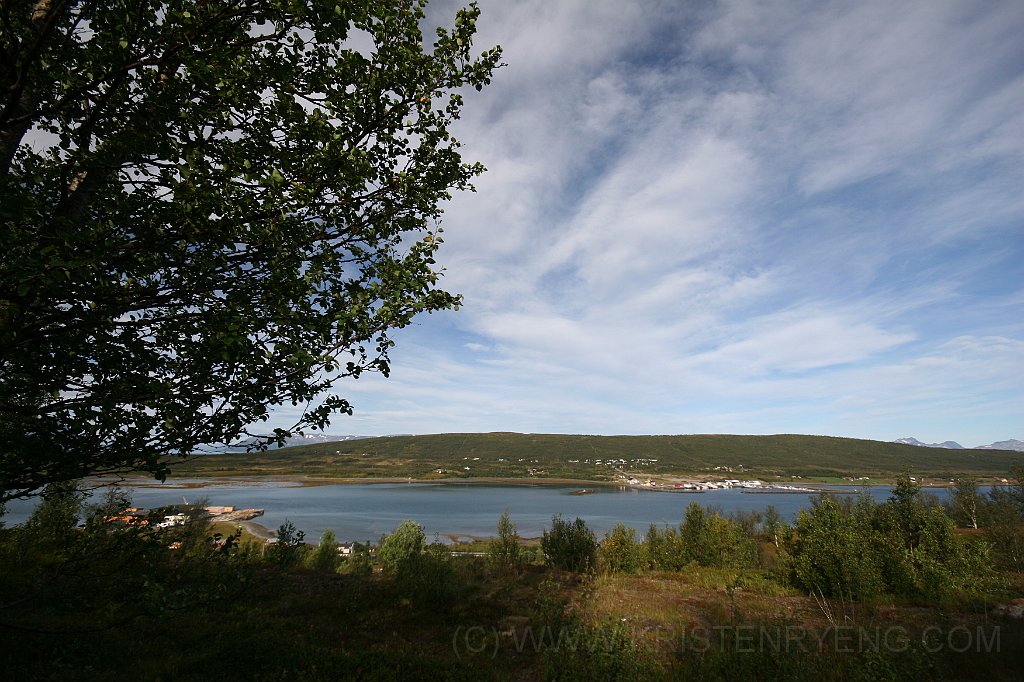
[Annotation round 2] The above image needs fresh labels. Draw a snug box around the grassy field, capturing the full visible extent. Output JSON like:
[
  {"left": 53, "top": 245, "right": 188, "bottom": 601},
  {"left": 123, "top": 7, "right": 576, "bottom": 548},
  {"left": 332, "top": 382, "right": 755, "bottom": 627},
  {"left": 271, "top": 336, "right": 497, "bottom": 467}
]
[
  {"left": 174, "top": 432, "right": 1024, "bottom": 483},
  {"left": 4, "top": 555, "right": 1021, "bottom": 681}
]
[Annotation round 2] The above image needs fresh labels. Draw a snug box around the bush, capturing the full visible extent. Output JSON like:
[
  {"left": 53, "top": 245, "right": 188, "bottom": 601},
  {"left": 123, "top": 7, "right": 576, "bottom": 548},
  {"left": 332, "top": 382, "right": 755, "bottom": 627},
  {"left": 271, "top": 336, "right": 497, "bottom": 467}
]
[
  {"left": 786, "top": 487, "right": 1000, "bottom": 603},
  {"left": 542, "top": 515, "right": 597, "bottom": 572},
  {"left": 643, "top": 523, "right": 686, "bottom": 571},
  {"left": 378, "top": 520, "right": 457, "bottom": 606},
  {"left": 599, "top": 523, "right": 643, "bottom": 573},
  {"left": 680, "top": 503, "right": 757, "bottom": 569},
  {"left": 787, "top": 496, "right": 885, "bottom": 600},
  {"left": 308, "top": 529, "right": 340, "bottom": 573},
  {"left": 378, "top": 520, "right": 426, "bottom": 575},
  {"left": 488, "top": 509, "right": 524, "bottom": 574},
  {"left": 267, "top": 520, "right": 307, "bottom": 567}
]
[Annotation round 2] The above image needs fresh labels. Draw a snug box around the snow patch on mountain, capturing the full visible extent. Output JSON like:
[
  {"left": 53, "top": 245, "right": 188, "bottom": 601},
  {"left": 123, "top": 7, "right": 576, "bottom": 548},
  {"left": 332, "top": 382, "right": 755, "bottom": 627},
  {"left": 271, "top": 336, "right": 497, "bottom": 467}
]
[{"left": 895, "top": 437, "right": 1023, "bottom": 451}]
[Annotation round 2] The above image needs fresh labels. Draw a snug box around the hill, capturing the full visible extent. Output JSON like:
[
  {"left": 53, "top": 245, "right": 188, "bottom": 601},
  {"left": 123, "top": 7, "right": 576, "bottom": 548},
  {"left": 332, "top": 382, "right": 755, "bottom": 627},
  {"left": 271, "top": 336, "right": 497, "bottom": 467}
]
[{"left": 175, "top": 432, "right": 1024, "bottom": 482}]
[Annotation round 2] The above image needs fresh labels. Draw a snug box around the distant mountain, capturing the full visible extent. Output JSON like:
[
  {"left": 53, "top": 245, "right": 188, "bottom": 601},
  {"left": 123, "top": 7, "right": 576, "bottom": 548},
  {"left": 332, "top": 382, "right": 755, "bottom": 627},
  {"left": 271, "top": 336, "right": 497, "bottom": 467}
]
[
  {"left": 177, "top": 432, "right": 1024, "bottom": 480},
  {"left": 226, "top": 433, "right": 370, "bottom": 451},
  {"left": 895, "top": 437, "right": 1023, "bottom": 452},
  {"left": 894, "top": 437, "right": 965, "bottom": 449},
  {"left": 975, "top": 439, "right": 1024, "bottom": 452}
]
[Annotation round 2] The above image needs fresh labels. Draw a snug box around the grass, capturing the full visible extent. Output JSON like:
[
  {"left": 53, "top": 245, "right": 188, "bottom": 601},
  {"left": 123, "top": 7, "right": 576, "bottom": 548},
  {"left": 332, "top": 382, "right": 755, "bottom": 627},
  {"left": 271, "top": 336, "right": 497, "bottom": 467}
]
[
  {"left": 173, "top": 433, "right": 1024, "bottom": 483},
  {"left": 580, "top": 569, "right": 1024, "bottom": 681},
  {"left": 3, "top": 540, "right": 1022, "bottom": 681}
]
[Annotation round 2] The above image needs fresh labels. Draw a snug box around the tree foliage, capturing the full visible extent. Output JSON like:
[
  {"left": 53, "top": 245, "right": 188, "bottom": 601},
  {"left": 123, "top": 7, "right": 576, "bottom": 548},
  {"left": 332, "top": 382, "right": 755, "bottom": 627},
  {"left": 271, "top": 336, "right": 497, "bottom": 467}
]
[
  {"left": 639, "top": 504, "right": 759, "bottom": 572},
  {"left": 949, "top": 475, "right": 981, "bottom": 529},
  {"left": 268, "top": 519, "right": 306, "bottom": 566},
  {"left": 378, "top": 518, "right": 425, "bottom": 575},
  {"left": 487, "top": 508, "right": 523, "bottom": 574},
  {"left": 785, "top": 482, "right": 999, "bottom": 602},
  {"left": 979, "top": 465, "right": 1024, "bottom": 571},
  {"left": 0, "top": 482, "right": 251, "bottom": 632},
  {"left": 378, "top": 519, "right": 454, "bottom": 606},
  {"left": 0, "top": 0, "right": 501, "bottom": 501},
  {"left": 308, "top": 528, "right": 340, "bottom": 573},
  {"left": 598, "top": 522, "right": 642, "bottom": 574},
  {"left": 541, "top": 514, "right": 596, "bottom": 572}
]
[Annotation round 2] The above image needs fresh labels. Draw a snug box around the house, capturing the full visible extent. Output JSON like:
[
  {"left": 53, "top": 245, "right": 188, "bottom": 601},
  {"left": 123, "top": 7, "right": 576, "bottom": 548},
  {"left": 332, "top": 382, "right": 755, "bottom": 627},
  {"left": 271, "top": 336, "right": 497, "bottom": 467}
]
[{"left": 156, "top": 513, "right": 188, "bottom": 528}]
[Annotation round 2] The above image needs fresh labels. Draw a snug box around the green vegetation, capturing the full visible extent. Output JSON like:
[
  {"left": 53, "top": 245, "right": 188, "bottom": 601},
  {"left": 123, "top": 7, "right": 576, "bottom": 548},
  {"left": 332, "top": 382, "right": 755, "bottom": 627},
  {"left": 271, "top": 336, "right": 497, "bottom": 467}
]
[
  {"left": 598, "top": 523, "right": 644, "bottom": 574},
  {"left": 175, "top": 432, "right": 1024, "bottom": 482},
  {"left": 488, "top": 508, "right": 525, "bottom": 574},
  {"left": 0, "top": 0, "right": 501, "bottom": 501},
  {"left": 2, "top": 475, "right": 1023, "bottom": 680},
  {"left": 542, "top": 514, "right": 598, "bottom": 572}
]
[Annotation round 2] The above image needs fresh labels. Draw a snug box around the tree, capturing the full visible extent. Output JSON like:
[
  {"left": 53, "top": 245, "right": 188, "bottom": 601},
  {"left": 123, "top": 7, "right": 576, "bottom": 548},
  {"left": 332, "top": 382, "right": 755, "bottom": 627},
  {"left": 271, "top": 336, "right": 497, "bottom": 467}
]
[
  {"left": 21, "top": 479, "right": 85, "bottom": 546},
  {"left": 377, "top": 518, "right": 425, "bottom": 574},
  {"left": 377, "top": 519, "right": 454, "bottom": 604},
  {"left": 308, "top": 528, "right": 340, "bottom": 573},
  {"left": 762, "top": 505, "right": 784, "bottom": 548},
  {"left": 983, "top": 469, "right": 1024, "bottom": 571},
  {"left": 0, "top": 0, "right": 502, "bottom": 501},
  {"left": 268, "top": 519, "right": 306, "bottom": 567},
  {"left": 786, "top": 487, "right": 999, "bottom": 602},
  {"left": 339, "top": 540, "right": 372, "bottom": 576},
  {"left": 949, "top": 475, "right": 981, "bottom": 529},
  {"left": 888, "top": 471, "right": 926, "bottom": 549},
  {"left": 678, "top": 502, "right": 755, "bottom": 569},
  {"left": 487, "top": 508, "right": 523, "bottom": 574},
  {"left": 642, "top": 522, "right": 688, "bottom": 571},
  {"left": 787, "top": 496, "right": 885, "bottom": 600},
  {"left": 598, "top": 523, "right": 642, "bottom": 573},
  {"left": 541, "top": 514, "right": 596, "bottom": 572}
]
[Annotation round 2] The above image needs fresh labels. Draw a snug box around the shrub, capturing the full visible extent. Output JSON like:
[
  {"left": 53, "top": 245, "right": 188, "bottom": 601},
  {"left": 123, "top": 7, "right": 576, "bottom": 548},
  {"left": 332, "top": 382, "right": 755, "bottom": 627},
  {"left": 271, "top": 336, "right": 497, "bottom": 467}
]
[
  {"left": 643, "top": 523, "right": 686, "bottom": 571},
  {"left": 378, "top": 519, "right": 426, "bottom": 575},
  {"left": 599, "top": 523, "right": 643, "bottom": 573},
  {"left": 786, "top": 488, "right": 1000, "bottom": 603},
  {"left": 308, "top": 529, "right": 340, "bottom": 573},
  {"left": 267, "top": 520, "right": 307, "bottom": 567},
  {"left": 542, "top": 514, "right": 597, "bottom": 572},
  {"left": 680, "top": 503, "right": 757, "bottom": 570},
  {"left": 488, "top": 509, "right": 524, "bottom": 574},
  {"left": 787, "top": 497, "right": 885, "bottom": 600}
]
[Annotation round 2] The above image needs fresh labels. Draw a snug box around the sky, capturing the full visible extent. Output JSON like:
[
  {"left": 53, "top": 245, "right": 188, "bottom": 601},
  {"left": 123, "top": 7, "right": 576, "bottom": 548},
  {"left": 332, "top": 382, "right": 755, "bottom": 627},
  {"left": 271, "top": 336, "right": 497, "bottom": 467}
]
[{"left": 288, "top": 0, "right": 1023, "bottom": 447}]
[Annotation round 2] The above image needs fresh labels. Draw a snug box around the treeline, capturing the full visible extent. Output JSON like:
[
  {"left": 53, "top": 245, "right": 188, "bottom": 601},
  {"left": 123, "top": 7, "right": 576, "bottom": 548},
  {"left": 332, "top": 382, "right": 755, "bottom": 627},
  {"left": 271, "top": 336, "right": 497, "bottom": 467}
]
[
  {"left": 4, "top": 469, "right": 1021, "bottom": 619},
  {"left": 482, "top": 470, "right": 1024, "bottom": 606},
  {"left": 2, "top": 470, "right": 1022, "bottom": 680},
  {"left": 361, "top": 468, "right": 1023, "bottom": 596}
]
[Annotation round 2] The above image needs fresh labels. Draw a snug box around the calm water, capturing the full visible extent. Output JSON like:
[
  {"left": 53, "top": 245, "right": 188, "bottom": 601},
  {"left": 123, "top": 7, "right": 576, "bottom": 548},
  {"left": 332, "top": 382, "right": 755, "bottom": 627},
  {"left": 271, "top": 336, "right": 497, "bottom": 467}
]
[{"left": 3, "top": 480, "right": 957, "bottom": 543}]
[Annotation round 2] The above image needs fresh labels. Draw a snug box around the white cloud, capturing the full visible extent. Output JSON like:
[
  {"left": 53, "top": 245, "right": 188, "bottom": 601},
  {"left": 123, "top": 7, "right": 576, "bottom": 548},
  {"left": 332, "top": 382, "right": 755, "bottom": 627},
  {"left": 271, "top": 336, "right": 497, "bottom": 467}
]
[
  {"left": 266, "top": 0, "right": 1024, "bottom": 445},
  {"left": 689, "top": 312, "right": 915, "bottom": 374}
]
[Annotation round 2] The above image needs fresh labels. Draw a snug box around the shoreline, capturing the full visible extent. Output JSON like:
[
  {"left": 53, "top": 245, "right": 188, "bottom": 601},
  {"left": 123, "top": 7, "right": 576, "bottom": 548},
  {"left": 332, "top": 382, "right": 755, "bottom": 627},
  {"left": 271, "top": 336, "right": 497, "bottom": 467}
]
[
  {"left": 112, "top": 475, "right": 629, "bottom": 489},
  {"left": 104, "top": 473, "right": 967, "bottom": 490}
]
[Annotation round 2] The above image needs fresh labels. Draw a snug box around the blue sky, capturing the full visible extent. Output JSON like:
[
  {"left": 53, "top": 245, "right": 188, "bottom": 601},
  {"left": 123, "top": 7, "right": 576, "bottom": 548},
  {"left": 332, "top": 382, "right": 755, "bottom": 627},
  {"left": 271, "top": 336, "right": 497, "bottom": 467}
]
[{"left": 288, "top": 0, "right": 1022, "bottom": 446}]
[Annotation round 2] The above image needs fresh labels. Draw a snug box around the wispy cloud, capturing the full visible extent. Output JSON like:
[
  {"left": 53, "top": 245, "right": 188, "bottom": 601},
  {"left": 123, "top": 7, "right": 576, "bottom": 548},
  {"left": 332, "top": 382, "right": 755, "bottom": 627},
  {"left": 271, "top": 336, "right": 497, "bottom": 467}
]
[{"left": 278, "top": 0, "right": 1024, "bottom": 447}]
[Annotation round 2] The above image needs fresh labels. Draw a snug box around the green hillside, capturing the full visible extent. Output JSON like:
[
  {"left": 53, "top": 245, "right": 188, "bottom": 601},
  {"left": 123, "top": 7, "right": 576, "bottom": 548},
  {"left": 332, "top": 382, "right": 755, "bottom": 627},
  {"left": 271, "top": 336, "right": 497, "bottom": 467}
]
[{"left": 175, "top": 433, "right": 1023, "bottom": 482}]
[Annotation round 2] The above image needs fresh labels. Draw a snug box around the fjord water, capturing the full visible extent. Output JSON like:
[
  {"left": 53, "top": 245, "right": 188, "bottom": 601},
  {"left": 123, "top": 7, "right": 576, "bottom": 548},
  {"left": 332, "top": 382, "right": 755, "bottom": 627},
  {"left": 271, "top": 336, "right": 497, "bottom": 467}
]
[{"left": 4, "top": 481, "right": 957, "bottom": 543}]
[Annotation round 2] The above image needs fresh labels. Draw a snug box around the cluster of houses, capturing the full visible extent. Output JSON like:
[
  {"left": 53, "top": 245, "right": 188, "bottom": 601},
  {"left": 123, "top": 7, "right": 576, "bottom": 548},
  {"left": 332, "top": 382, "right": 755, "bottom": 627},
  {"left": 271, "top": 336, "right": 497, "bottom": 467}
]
[
  {"left": 614, "top": 475, "right": 818, "bottom": 493},
  {"left": 567, "top": 457, "right": 659, "bottom": 468},
  {"left": 618, "top": 476, "right": 765, "bottom": 491}
]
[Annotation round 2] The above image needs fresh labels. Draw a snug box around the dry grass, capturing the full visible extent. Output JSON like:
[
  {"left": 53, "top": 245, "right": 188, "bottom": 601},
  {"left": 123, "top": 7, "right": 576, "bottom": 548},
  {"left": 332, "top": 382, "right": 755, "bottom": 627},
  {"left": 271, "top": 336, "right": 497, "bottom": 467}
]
[{"left": 586, "top": 568, "right": 1017, "bottom": 640}]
